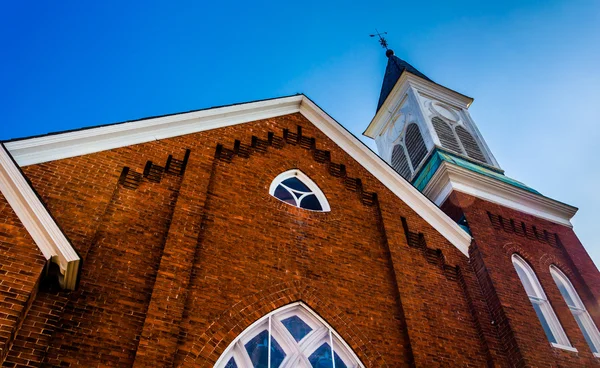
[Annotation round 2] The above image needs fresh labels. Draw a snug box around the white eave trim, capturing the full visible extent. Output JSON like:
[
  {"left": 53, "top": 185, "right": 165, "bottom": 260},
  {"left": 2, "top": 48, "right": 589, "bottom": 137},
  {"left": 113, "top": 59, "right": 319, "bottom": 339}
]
[
  {"left": 423, "top": 161, "right": 578, "bottom": 227},
  {"left": 0, "top": 144, "right": 80, "bottom": 290},
  {"left": 3, "top": 95, "right": 472, "bottom": 257},
  {"left": 5, "top": 95, "right": 304, "bottom": 167},
  {"left": 364, "top": 72, "right": 474, "bottom": 139}
]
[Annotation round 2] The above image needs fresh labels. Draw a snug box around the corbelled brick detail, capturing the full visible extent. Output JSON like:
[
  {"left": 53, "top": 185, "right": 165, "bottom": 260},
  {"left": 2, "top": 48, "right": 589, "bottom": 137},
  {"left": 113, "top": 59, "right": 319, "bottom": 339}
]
[
  {"left": 0, "top": 112, "right": 595, "bottom": 367},
  {"left": 443, "top": 191, "right": 600, "bottom": 367}
]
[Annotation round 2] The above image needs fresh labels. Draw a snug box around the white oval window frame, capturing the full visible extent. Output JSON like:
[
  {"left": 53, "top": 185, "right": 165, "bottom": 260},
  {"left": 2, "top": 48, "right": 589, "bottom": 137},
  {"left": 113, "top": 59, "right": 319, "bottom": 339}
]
[{"left": 269, "top": 169, "right": 331, "bottom": 212}]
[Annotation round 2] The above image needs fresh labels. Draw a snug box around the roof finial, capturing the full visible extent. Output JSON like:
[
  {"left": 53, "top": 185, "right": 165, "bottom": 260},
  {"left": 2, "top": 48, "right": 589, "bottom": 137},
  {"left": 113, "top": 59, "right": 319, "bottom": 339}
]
[{"left": 370, "top": 30, "right": 394, "bottom": 57}]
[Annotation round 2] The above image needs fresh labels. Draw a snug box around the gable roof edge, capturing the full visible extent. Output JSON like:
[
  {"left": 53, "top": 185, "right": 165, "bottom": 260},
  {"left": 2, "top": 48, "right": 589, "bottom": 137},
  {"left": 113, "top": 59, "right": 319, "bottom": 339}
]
[
  {"left": 0, "top": 143, "right": 80, "bottom": 290},
  {"left": 298, "top": 97, "right": 471, "bottom": 256},
  {"left": 4, "top": 94, "right": 471, "bottom": 257}
]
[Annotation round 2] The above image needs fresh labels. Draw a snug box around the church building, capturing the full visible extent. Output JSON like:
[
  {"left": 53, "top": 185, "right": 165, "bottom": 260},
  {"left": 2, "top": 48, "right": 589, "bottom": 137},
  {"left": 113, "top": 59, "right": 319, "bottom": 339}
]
[{"left": 0, "top": 48, "right": 599, "bottom": 367}]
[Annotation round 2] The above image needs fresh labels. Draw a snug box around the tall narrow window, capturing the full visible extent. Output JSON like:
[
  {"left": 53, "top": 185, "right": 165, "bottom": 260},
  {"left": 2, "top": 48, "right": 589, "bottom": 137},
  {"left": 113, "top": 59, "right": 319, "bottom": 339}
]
[
  {"left": 215, "top": 302, "right": 364, "bottom": 368},
  {"left": 269, "top": 170, "right": 330, "bottom": 212},
  {"left": 391, "top": 144, "right": 411, "bottom": 180},
  {"left": 404, "top": 123, "right": 428, "bottom": 172},
  {"left": 551, "top": 266, "right": 600, "bottom": 356},
  {"left": 431, "top": 117, "right": 461, "bottom": 154},
  {"left": 512, "top": 254, "right": 572, "bottom": 349},
  {"left": 455, "top": 125, "right": 487, "bottom": 163}
]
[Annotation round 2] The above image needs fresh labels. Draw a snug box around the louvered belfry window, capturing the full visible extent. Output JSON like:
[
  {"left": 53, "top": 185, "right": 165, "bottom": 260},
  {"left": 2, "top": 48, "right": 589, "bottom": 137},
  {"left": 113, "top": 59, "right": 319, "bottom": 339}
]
[
  {"left": 431, "top": 117, "right": 461, "bottom": 153},
  {"left": 455, "top": 125, "right": 486, "bottom": 163},
  {"left": 391, "top": 144, "right": 411, "bottom": 180},
  {"left": 405, "top": 124, "right": 428, "bottom": 172}
]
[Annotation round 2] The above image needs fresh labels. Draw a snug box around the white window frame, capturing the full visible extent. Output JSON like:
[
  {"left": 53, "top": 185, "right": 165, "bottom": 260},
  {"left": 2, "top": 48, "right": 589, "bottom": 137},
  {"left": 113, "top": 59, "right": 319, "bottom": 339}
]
[
  {"left": 511, "top": 254, "right": 574, "bottom": 351},
  {"left": 550, "top": 265, "right": 600, "bottom": 357},
  {"left": 269, "top": 169, "right": 331, "bottom": 212},
  {"left": 214, "top": 302, "right": 364, "bottom": 368}
]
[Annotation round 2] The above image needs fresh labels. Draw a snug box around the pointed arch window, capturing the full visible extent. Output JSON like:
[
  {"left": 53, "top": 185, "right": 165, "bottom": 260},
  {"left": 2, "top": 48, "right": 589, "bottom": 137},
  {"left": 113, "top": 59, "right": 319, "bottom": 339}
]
[
  {"left": 512, "top": 254, "right": 572, "bottom": 349},
  {"left": 269, "top": 170, "right": 330, "bottom": 212},
  {"left": 391, "top": 144, "right": 411, "bottom": 180},
  {"left": 455, "top": 125, "right": 487, "bottom": 163},
  {"left": 431, "top": 117, "right": 461, "bottom": 153},
  {"left": 404, "top": 123, "right": 428, "bottom": 172},
  {"left": 550, "top": 266, "right": 600, "bottom": 356},
  {"left": 215, "top": 302, "right": 364, "bottom": 368}
]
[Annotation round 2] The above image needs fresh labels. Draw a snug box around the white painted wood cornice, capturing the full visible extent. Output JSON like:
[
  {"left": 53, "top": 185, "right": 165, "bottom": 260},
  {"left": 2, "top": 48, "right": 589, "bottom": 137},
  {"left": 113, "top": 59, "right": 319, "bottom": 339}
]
[
  {"left": 423, "top": 160, "right": 578, "bottom": 227},
  {"left": 5, "top": 95, "right": 304, "bottom": 167},
  {"left": 0, "top": 144, "right": 80, "bottom": 290},
  {"left": 364, "top": 72, "right": 474, "bottom": 139},
  {"left": 2, "top": 95, "right": 473, "bottom": 257}
]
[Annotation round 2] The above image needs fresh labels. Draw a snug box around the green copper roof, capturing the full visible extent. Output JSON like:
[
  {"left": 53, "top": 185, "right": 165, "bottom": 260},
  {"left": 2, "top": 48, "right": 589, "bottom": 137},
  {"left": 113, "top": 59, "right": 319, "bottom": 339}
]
[{"left": 412, "top": 149, "right": 540, "bottom": 195}]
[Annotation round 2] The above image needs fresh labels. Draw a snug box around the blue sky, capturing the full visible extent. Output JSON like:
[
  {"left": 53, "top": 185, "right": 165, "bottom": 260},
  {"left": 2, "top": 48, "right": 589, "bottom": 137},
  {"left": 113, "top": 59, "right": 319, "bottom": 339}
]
[{"left": 1, "top": 1, "right": 599, "bottom": 266}]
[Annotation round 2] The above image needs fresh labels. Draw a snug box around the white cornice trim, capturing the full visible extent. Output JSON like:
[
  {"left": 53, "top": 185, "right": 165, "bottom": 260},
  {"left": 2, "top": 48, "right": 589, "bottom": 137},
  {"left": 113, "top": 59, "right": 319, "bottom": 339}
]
[
  {"left": 0, "top": 144, "right": 80, "bottom": 290},
  {"left": 5, "top": 96, "right": 304, "bottom": 167},
  {"left": 3, "top": 95, "right": 472, "bottom": 257},
  {"left": 423, "top": 161, "right": 578, "bottom": 227},
  {"left": 299, "top": 98, "right": 471, "bottom": 256},
  {"left": 364, "top": 72, "right": 474, "bottom": 139}
]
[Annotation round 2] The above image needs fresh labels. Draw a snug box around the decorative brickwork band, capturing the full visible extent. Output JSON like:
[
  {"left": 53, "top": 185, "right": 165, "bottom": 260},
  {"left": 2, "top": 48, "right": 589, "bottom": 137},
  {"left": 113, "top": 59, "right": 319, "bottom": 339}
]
[{"left": 487, "top": 212, "right": 562, "bottom": 248}]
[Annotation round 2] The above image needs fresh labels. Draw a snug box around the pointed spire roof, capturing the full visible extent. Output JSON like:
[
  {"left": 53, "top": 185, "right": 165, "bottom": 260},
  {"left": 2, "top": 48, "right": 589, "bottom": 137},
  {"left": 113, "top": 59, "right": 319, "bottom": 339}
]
[{"left": 377, "top": 49, "right": 432, "bottom": 111}]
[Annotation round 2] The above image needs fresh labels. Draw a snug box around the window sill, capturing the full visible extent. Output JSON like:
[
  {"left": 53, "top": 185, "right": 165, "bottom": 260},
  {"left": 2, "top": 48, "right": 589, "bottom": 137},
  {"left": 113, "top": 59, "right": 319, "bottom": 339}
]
[{"left": 551, "top": 343, "right": 578, "bottom": 353}]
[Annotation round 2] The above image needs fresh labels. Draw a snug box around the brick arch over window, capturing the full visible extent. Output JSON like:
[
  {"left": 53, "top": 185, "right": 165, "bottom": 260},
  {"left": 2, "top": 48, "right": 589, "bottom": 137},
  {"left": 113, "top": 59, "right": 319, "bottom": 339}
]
[
  {"left": 181, "top": 281, "right": 385, "bottom": 367},
  {"left": 431, "top": 116, "right": 461, "bottom": 153},
  {"left": 455, "top": 125, "right": 487, "bottom": 163},
  {"left": 404, "top": 123, "right": 428, "bottom": 172}
]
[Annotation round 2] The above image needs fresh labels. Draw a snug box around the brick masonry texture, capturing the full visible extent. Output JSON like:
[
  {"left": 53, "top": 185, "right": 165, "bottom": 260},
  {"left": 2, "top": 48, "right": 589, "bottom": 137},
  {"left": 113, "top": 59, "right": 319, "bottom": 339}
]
[
  {"left": 0, "top": 112, "right": 596, "bottom": 367},
  {"left": 443, "top": 191, "right": 600, "bottom": 367}
]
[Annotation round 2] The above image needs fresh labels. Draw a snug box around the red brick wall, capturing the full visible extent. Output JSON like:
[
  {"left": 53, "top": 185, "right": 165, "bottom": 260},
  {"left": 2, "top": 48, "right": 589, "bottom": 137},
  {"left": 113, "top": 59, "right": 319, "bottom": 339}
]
[
  {"left": 0, "top": 194, "right": 47, "bottom": 364},
  {"left": 2, "top": 113, "right": 504, "bottom": 366},
  {"left": 443, "top": 191, "right": 600, "bottom": 367}
]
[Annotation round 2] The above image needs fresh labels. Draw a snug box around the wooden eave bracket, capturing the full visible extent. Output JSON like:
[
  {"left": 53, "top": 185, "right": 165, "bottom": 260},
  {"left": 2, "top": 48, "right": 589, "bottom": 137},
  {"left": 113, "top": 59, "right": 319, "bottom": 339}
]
[{"left": 0, "top": 144, "right": 80, "bottom": 290}]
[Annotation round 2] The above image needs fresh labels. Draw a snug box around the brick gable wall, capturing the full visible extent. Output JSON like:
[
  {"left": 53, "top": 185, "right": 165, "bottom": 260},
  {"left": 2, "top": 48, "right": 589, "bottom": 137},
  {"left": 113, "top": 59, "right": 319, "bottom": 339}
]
[
  {"left": 9, "top": 111, "right": 595, "bottom": 366},
  {"left": 443, "top": 191, "right": 600, "bottom": 367}
]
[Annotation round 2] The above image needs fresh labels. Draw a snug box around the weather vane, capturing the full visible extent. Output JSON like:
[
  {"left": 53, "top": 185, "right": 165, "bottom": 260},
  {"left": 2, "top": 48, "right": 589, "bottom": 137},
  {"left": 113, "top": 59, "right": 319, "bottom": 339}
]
[{"left": 370, "top": 30, "right": 389, "bottom": 50}]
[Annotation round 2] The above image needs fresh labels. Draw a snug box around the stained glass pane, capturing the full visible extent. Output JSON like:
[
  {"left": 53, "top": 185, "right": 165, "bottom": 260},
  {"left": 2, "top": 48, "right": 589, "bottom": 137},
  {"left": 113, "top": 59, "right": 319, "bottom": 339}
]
[
  {"left": 308, "top": 343, "right": 347, "bottom": 368},
  {"left": 244, "top": 330, "right": 286, "bottom": 368},
  {"left": 281, "top": 315, "right": 312, "bottom": 342},
  {"left": 531, "top": 301, "right": 557, "bottom": 344},
  {"left": 224, "top": 357, "right": 237, "bottom": 368},
  {"left": 274, "top": 185, "right": 296, "bottom": 206},
  {"left": 282, "top": 177, "right": 311, "bottom": 192},
  {"left": 300, "top": 194, "right": 323, "bottom": 211}
]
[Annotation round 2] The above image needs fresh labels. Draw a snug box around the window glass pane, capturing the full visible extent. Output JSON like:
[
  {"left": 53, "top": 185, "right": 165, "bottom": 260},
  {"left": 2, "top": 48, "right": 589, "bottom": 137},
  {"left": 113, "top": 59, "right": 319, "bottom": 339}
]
[
  {"left": 531, "top": 301, "right": 557, "bottom": 344},
  {"left": 282, "top": 177, "right": 311, "bottom": 192},
  {"left": 274, "top": 185, "right": 296, "bottom": 206},
  {"left": 300, "top": 194, "right": 323, "bottom": 211},
  {"left": 244, "top": 330, "right": 287, "bottom": 368},
  {"left": 281, "top": 315, "right": 313, "bottom": 342},
  {"left": 514, "top": 263, "right": 537, "bottom": 296},
  {"left": 308, "top": 343, "right": 347, "bottom": 368},
  {"left": 574, "top": 313, "right": 599, "bottom": 353},
  {"left": 225, "top": 357, "right": 238, "bottom": 368},
  {"left": 551, "top": 273, "right": 577, "bottom": 308}
]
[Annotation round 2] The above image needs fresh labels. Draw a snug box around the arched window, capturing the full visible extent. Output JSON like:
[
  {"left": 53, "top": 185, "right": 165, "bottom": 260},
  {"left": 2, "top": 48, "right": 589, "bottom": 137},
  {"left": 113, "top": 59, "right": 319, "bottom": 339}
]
[
  {"left": 215, "top": 302, "right": 364, "bottom": 368},
  {"left": 391, "top": 144, "right": 411, "bottom": 180},
  {"left": 269, "top": 170, "right": 330, "bottom": 212},
  {"left": 431, "top": 117, "right": 461, "bottom": 154},
  {"left": 512, "top": 254, "right": 572, "bottom": 348},
  {"left": 455, "top": 125, "right": 487, "bottom": 163},
  {"left": 404, "top": 123, "right": 428, "bottom": 172},
  {"left": 550, "top": 266, "right": 600, "bottom": 356}
]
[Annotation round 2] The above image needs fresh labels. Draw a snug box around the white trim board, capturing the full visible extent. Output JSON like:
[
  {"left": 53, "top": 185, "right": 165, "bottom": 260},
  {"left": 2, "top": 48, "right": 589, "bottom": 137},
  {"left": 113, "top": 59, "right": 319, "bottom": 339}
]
[
  {"left": 3, "top": 95, "right": 472, "bottom": 257},
  {"left": 0, "top": 144, "right": 80, "bottom": 290},
  {"left": 423, "top": 160, "right": 578, "bottom": 227}
]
